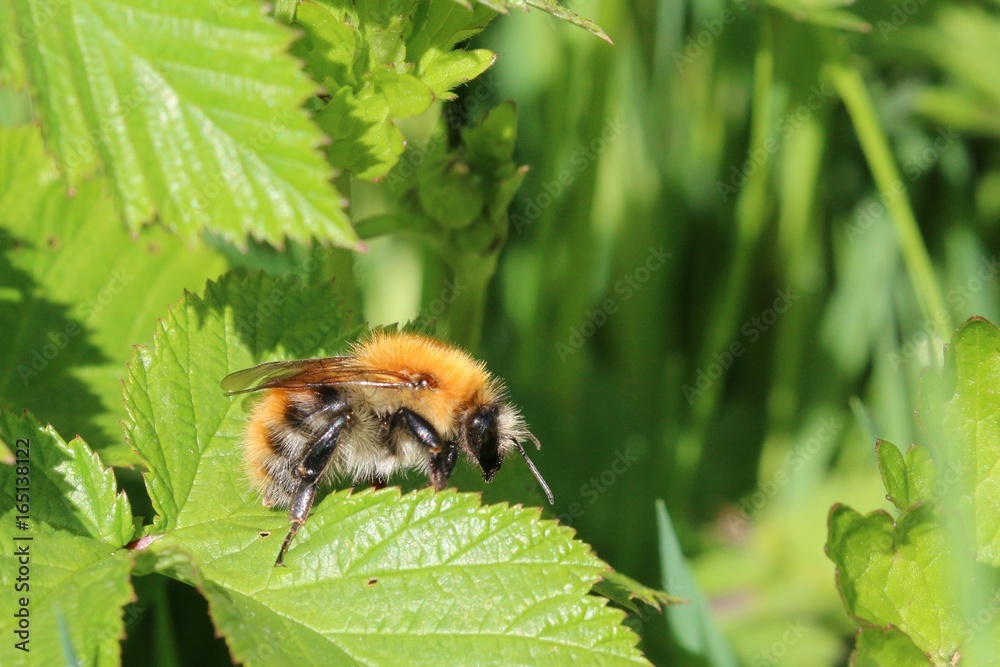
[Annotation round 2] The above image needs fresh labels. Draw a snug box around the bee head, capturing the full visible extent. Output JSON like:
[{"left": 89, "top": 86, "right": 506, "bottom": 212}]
[
  {"left": 464, "top": 402, "right": 554, "bottom": 505},
  {"left": 465, "top": 404, "right": 502, "bottom": 481}
]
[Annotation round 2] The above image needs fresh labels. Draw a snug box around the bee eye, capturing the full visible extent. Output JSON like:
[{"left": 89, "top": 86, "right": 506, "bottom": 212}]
[{"left": 466, "top": 406, "right": 500, "bottom": 481}]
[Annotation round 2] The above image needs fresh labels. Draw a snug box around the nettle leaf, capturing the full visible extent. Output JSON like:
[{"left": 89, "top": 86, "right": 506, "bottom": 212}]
[
  {"left": 0, "top": 408, "right": 134, "bottom": 667},
  {"left": 10, "top": 0, "right": 356, "bottom": 249},
  {"left": 0, "top": 125, "right": 228, "bottom": 466},
  {"left": 919, "top": 316, "right": 1000, "bottom": 566},
  {"left": 826, "top": 504, "right": 962, "bottom": 665},
  {"left": 124, "top": 271, "right": 649, "bottom": 665},
  {"left": 296, "top": 0, "right": 496, "bottom": 180}
]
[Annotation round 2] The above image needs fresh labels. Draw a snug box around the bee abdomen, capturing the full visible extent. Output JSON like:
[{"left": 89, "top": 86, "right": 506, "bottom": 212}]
[{"left": 245, "top": 388, "right": 358, "bottom": 507}]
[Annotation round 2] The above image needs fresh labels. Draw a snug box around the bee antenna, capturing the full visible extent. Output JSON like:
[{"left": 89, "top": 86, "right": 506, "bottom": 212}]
[{"left": 514, "top": 439, "right": 554, "bottom": 505}]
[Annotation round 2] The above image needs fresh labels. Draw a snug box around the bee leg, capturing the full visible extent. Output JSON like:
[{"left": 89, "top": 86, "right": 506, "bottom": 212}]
[
  {"left": 389, "top": 409, "right": 455, "bottom": 491},
  {"left": 274, "top": 412, "right": 350, "bottom": 567},
  {"left": 369, "top": 473, "right": 388, "bottom": 490},
  {"left": 429, "top": 440, "right": 458, "bottom": 492}
]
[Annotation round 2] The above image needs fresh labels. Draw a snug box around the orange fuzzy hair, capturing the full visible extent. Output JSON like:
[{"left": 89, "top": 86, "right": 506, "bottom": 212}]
[
  {"left": 244, "top": 390, "right": 289, "bottom": 492},
  {"left": 352, "top": 331, "right": 500, "bottom": 424}
]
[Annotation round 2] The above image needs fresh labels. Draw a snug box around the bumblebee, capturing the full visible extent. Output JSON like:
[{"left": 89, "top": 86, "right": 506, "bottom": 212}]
[{"left": 221, "top": 330, "right": 553, "bottom": 566}]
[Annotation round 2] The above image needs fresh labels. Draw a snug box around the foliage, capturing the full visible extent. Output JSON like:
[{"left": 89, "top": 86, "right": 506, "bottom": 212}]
[
  {"left": 826, "top": 318, "right": 1000, "bottom": 665},
  {"left": 3, "top": 0, "right": 1000, "bottom": 664}
]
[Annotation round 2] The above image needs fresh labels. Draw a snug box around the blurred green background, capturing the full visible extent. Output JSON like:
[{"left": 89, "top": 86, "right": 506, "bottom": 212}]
[
  {"left": 5, "top": 0, "right": 1000, "bottom": 664},
  {"left": 362, "top": 0, "right": 999, "bottom": 663}
]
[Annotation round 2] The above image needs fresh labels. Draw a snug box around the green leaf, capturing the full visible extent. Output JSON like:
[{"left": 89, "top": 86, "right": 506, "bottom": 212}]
[
  {"left": 853, "top": 627, "right": 930, "bottom": 667},
  {"left": 12, "top": 0, "right": 356, "bottom": 249},
  {"left": 919, "top": 316, "right": 1000, "bottom": 566},
  {"left": 124, "top": 271, "right": 650, "bottom": 664},
  {"left": 418, "top": 48, "right": 496, "bottom": 100},
  {"left": 764, "top": 0, "right": 870, "bottom": 33},
  {"left": 593, "top": 568, "right": 681, "bottom": 614},
  {"left": 456, "top": 0, "right": 613, "bottom": 44},
  {"left": 0, "top": 124, "right": 229, "bottom": 465},
  {"left": 462, "top": 99, "right": 518, "bottom": 175},
  {"left": 124, "top": 271, "right": 363, "bottom": 532},
  {"left": 876, "top": 439, "right": 909, "bottom": 508},
  {"left": 295, "top": 0, "right": 498, "bottom": 180},
  {"left": 656, "top": 500, "right": 738, "bottom": 667},
  {"left": 418, "top": 158, "right": 485, "bottom": 228},
  {"left": 0, "top": 408, "right": 134, "bottom": 667},
  {"left": 0, "top": 1, "right": 27, "bottom": 88},
  {"left": 826, "top": 503, "right": 962, "bottom": 664},
  {"left": 876, "top": 440, "right": 937, "bottom": 511}
]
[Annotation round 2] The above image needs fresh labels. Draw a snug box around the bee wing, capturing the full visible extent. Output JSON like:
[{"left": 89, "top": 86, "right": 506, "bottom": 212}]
[{"left": 220, "top": 357, "right": 417, "bottom": 396}]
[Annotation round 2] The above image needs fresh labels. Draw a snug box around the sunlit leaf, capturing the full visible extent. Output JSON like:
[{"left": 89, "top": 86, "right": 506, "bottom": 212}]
[
  {"left": 123, "top": 271, "right": 651, "bottom": 664},
  {"left": 919, "top": 316, "right": 1000, "bottom": 566},
  {"left": 11, "top": 0, "right": 357, "bottom": 248},
  {"left": 0, "top": 409, "right": 134, "bottom": 667},
  {"left": 0, "top": 125, "right": 228, "bottom": 465}
]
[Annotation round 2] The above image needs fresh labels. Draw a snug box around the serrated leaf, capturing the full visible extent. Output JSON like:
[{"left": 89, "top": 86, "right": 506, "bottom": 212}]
[
  {"left": 0, "top": 125, "right": 229, "bottom": 465},
  {"left": 594, "top": 568, "right": 681, "bottom": 614},
  {"left": 919, "top": 316, "right": 1000, "bottom": 566},
  {"left": 826, "top": 503, "right": 962, "bottom": 664},
  {"left": 12, "top": 0, "right": 357, "bottom": 248},
  {"left": 454, "top": 0, "right": 612, "bottom": 43},
  {"left": 853, "top": 627, "right": 929, "bottom": 667},
  {"left": 297, "top": 0, "right": 497, "bottom": 180},
  {"left": 0, "top": 408, "right": 134, "bottom": 667},
  {"left": 124, "top": 272, "right": 364, "bottom": 532},
  {"left": 408, "top": 1, "right": 496, "bottom": 60},
  {"left": 124, "top": 271, "right": 651, "bottom": 665},
  {"left": 417, "top": 48, "right": 496, "bottom": 100}
]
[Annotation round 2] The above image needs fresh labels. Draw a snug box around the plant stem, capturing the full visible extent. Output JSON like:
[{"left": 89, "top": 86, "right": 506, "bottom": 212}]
[
  {"left": 823, "top": 43, "right": 951, "bottom": 356},
  {"left": 445, "top": 254, "right": 497, "bottom": 353}
]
